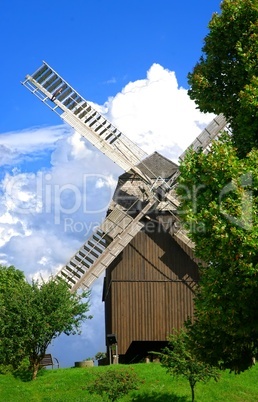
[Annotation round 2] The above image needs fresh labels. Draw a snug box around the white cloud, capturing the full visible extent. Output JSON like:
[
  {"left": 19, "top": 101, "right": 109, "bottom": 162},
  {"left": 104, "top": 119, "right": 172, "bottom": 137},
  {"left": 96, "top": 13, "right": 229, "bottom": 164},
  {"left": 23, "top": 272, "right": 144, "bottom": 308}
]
[
  {"left": 102, "top": 63, "right": 214, "bottom": 162},
  {"left": 0, "top": 63, "right": 215, "bottom": 367},
  {"left": 0, "top": 125, "right": 72, "bottom": 167}
]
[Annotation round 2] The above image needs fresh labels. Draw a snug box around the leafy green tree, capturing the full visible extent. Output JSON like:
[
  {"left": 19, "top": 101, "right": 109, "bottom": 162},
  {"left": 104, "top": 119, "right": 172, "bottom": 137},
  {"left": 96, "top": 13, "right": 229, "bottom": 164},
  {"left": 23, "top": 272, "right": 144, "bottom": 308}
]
[
  {"left": 177, "top": 135, "right": 258, "bottom": 372},
  {"left": 187, "top": 0, "right": 258, "bottom": 156},
  {"left": 27, "top": 277, "right": 91, "bottom": 380},
  {"left": 0, "top": 265, "right": 32, "bottom": 369},
  {"left": 94, "top": 351, "right": 107, "bottom": 361},
  {"left": 0, "top": 265, "right": 92, "bottom": 380},
  {"left": 160, "top": 330, "right": 220, "bottom": 402}
]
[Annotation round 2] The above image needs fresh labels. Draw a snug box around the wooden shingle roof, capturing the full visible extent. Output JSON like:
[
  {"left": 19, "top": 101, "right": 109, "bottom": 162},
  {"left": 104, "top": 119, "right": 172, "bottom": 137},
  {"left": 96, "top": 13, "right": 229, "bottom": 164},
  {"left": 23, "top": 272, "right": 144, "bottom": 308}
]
[{"left": 136, "top": 151, "right": 178, "bottom": 180}]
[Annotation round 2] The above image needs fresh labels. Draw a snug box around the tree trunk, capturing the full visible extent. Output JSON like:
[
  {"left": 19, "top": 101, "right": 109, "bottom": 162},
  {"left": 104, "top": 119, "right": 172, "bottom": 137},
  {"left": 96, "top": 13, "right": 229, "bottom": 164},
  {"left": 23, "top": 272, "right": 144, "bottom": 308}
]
[
  {"left": 190, "top": 384, "right": 195, "bottom": 402},
  {"left": 189, "top": 380, "right": 195, "bottom": 402},
  {"left": 31, "top": 361, "right": 40, "bottom": 380},
  {"left": 30, "top": 352, "right": 46, "bottom": 380}
]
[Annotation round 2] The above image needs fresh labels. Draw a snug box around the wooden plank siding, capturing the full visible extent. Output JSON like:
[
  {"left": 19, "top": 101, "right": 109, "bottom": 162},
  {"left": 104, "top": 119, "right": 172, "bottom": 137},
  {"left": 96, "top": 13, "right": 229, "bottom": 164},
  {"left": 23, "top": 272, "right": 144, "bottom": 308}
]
[{"left": 103, "top": 223, "right": 199, "bottom": 360}]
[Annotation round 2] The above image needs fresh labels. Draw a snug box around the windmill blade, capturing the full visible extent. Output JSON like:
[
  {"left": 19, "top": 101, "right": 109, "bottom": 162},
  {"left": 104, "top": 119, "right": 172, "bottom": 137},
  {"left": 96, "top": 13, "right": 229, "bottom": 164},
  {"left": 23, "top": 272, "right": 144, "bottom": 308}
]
[
  {"left": 164, "top": 113, "right": 228, "bottom": 254},
  {"left": 179, "top": 113, "right": 227, "bottom": 161},
  {"left": 165, "top": 113, "right": 228, "bottom": 192},
  {"left": 22, "top": 62, "right": 151, "bottom": 183},
  {"left": 56, "top": 197, "right": 157, "bottom": 292}
]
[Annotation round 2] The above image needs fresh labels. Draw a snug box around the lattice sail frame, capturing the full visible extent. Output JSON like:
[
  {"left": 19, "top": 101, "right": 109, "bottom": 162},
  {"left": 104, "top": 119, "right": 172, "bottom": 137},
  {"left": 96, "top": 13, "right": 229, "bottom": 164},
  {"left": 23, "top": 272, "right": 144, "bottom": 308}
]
[{"left": 22, "top": 62, "right": 149, "bottom": 181}]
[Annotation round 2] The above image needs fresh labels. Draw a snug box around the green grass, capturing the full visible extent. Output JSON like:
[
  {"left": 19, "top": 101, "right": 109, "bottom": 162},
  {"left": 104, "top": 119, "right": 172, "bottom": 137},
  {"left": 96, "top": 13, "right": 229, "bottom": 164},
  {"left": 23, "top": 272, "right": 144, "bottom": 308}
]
[{"left": 1, "top": 363, "right": 258, "bottom": 401}]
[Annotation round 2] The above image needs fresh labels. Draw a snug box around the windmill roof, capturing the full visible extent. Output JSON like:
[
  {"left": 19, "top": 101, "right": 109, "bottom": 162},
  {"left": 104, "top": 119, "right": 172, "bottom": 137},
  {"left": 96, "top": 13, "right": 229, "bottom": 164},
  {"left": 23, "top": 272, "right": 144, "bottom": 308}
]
[{"left": 136, "top": 151, "right": 178, "bottom": 179}]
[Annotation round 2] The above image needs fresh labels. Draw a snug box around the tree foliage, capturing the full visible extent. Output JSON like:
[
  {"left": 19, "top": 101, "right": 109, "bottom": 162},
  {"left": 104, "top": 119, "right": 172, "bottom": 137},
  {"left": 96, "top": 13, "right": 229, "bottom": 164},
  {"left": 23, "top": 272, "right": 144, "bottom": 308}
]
[
  {"left": 187, "top": 0, "right": 258, "bottom": 156},
  {"left": 0, "top": 266, "right": 31, "bottom": 369},
  {"left": 160, "top": 329, "right": 220, "bottom": 402},
  {"left": 177, "top": 135, "right": 258, "bottom": 372},
  {"left": 0, "top": 265, "right": 92, "bottom": 380}
]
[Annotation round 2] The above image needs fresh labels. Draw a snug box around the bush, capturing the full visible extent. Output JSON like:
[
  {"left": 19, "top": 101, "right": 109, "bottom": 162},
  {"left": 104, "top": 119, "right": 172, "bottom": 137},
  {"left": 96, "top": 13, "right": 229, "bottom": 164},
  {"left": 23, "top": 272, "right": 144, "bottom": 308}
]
[
  {"left": 86, "top": 367, "right": 140, "bottom": 401},
  {"left": 95, "top": 351, "right": 106, "bottom": 360},
  {"left": 0, "top": 364, "right": 13, "bottom": 375}
]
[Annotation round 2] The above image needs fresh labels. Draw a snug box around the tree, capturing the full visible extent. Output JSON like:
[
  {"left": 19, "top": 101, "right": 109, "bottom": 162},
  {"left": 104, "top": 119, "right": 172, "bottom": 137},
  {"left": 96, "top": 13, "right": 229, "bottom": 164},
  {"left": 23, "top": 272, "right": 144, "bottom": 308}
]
[
  {"left": 27, "top": 277, "right": 91, "bottom": 380},
  {"left": 0, "top": 265, "right": 92, "bottom": 380},
  {"left": 177, "top": 135, "right": 258, "bottom": 371},
  {"left": 160, "top": 329, "right": 220, "bottom": 402},
  {"left": 0, "top": 265, "right": 31, "bottom": 369},
  {"left": 95, "top": 351, "right": 107, "bottom": 361},
  {"left": 187, "top": 0, "right": 258, "bottom": 156}
]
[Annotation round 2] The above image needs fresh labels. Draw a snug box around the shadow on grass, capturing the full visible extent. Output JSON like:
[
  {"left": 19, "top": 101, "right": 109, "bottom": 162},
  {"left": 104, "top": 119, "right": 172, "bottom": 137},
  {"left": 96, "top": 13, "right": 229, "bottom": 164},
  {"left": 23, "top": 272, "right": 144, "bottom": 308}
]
[
  {"left": 132, "top": 391, "right": 189, "bottom": 402},
  {"left": 13, "top": 367, "right": 46, "bottom": 382},
  {"left": 12, "top": 368, "right": 33, "bottom": 382}
]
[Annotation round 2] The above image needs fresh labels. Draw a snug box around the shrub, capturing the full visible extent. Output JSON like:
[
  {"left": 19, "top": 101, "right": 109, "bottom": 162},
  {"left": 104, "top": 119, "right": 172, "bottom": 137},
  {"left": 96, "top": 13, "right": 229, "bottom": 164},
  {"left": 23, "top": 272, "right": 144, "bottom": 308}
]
[
  {"left": 95, "top": 351, "right": 107, "bottom": 360},
  {"left": 0, "top": 364, "right": 13, "bottom": 375},
  {"left": 86, "top": 367, "right": 140, "bottom": 401}
]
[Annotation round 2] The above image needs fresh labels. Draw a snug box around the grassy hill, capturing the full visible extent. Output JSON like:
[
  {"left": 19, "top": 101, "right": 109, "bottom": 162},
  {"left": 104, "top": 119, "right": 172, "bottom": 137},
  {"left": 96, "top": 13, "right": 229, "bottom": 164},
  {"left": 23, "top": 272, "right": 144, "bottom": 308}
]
[{"left": 1, "top": 362, "right": 258, "bottom": 401}]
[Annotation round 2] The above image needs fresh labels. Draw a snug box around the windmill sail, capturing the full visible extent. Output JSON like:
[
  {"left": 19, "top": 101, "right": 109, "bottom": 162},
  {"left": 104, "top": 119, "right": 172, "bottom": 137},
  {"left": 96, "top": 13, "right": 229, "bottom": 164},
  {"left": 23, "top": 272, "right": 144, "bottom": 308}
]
[
  {"left": 22, "top": 62, "right": 150, "bottom": 183},
  {"left": 179, "top": 113, "right": 227, "bottom": 161},
  {"left": 56, "top": 198, "right": 157, "bottom": 291},
  {"left": 165, "top": 113, "right": 228, "bottom": 255}
]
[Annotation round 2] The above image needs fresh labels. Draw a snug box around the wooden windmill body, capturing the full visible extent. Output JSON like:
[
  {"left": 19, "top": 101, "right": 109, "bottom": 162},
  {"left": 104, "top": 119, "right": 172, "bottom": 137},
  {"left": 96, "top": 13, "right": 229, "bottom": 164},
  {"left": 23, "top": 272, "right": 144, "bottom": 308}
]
[
  {"left": 22, "top": 62, "right": 227, "bottom": 363},
  {"left": 104, "top": 151, "right": 200, "bottom": 362}
]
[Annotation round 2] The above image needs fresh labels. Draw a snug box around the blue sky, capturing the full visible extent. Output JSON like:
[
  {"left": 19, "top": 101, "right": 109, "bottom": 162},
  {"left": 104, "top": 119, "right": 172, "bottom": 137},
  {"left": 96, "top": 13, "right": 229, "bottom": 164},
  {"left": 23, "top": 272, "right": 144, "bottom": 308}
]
[{"left": 0, "top": 0, "right": 221, "bottom": 367}]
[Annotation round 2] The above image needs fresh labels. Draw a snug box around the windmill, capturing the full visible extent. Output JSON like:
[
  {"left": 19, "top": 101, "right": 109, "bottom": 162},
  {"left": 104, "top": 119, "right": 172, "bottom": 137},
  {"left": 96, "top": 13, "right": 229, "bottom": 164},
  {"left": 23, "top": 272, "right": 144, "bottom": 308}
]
[{"left": 22, "top": 62, "right": 227, "bottom": 363}]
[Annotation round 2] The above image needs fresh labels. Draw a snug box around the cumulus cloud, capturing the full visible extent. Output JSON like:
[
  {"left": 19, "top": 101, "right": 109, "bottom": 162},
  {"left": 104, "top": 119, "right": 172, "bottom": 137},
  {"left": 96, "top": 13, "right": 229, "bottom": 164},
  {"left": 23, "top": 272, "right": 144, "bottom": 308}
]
[
  {"left": 0, "top": 124, "right": 72, "bottom": 167},
  {"left": 0, "top": 132, "right": 119, "bottom": 278},
  {"left": 102, "top": 63, "right": 215, "bottom": 162},
  {"left": 0, "top": 63, "right": 214, "bottom": 367}
]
